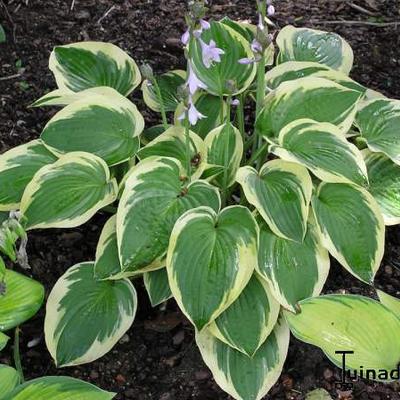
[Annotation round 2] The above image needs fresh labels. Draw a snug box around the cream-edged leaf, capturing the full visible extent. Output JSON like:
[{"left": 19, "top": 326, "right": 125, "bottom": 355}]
[
  {"left": 45, "top": 262, "right": 137, "bottom": 367},
  {"left": 167, "top": 206, "right": 258, "bottom": 331},
  {"left": 143, "top": 268, "right": 172, "bottom": 307},
  {"left": 20, "top": 152, "right": 118, "bottom": 230}
]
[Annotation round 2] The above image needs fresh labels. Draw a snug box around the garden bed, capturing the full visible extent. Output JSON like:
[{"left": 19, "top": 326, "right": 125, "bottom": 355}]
[{"left": 1, "top": 0, "right": 400, "bottom": 398}]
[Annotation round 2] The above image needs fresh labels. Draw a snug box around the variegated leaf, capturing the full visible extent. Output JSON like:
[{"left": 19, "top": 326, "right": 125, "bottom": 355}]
[
  {"left": 20, "top": 152, "right": 118, "bottom": 230},
  {"left": 0, "top": 140, "right": 57, "bottom": 211},
  {"left": 143, "top": 268, "right": 172, "bottom": 307},
  {"left": 117, "top": 157, "right": 220, "bottom": 275},
  {"left": 209, "top": 273, "right": 280, "bottom": 357},
  {"left": 49, "top": 41, "right": 141, "bottom": 96},
  {"left": 377, "top": 290, "right": 400, "bottom": 318},
  {"left": 270, "top": 119, "right": 368, "bottom": 186},
  {"left": 45, "top": 262, "right": 137, "bottom": 367},
  {"left": 196, "top": 317, "right": 290, "bottom": 400},
  {"left": 167, "top": 206, "right": 258, "bottom": 330},
  {"left": 312, "top": 183, "right": 384, "bottom": 283},
  {"left": 237, "top": 160, "right": 312, "bottom": 242}
]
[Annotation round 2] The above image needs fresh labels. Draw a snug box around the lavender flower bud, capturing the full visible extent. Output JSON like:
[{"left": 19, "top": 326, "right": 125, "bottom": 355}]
[
  {"left": 267, "top": 4, "right": 275, "bottom": 16},
  {"left": 200, "top": 19, "right": 211, "bottom": 30},
  {"left": 181, "top": 29, "right": 190, "bottom": 45},
  {"left": 231, "top": 99, "right": 240, "bottom": 106}
]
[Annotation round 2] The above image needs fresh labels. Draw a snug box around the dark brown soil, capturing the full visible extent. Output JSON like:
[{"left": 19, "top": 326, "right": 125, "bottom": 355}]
[{"left": 1, "top": 0, "right": 400, "bottom": 399}]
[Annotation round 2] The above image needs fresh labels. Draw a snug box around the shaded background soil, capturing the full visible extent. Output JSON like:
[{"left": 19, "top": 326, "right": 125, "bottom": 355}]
[{"left": 1, "top": 0, "right": 400, "bottom": 399}]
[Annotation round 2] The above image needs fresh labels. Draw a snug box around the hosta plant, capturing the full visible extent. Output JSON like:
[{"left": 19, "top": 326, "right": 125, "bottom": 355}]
[{"left": 1, "top": 0, "right": 400, "bottom": 398}]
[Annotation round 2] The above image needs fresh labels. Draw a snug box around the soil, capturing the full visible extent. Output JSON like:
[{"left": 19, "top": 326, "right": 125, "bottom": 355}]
[{"left": 1, "top": 0, "right": 400, "bottom": 399}]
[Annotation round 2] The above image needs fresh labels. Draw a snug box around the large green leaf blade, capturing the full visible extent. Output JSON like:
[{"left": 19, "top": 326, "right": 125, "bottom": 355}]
[
  {"left": 143, "top": 268, "right": 172, "bottom": 307},
  {"left": 0, "top": 269, "right": 44, "bottom": 331},
  {"left": 5, "top": 376, "right": 115, "bottom": 400},
  {"left": 377, "top": 290, "right": 400, "bottom": 318},
  {"left": 271, "top": 119, "right": 368, "bottom": 186},
  {"left": 237, "top": 160, "right": 312, "bottom": 242},
  {"left": 49, "top": 41, "right": 141, "bottom": 96},
  {"left": 285, "top": 295, "right": 400, "bottom": 375},
  {"left": 196, "top": 318, "right": 290, "bottom": 400},
  {"left": 356, "top": 99, "right": 400, "bottom": 165},
  {"left": 20, "top": 152, "right": 118, "bottom": 230},
  {"left": 190, "top": 21, "right": 256, "bottom": 96},
  {"left": 167, "top": 206, "right": 258, "bottom": 331},
  {"left": 209, "top": 273, "right": 280, "bottom": 357},
  {"left": 0, "top": 140, "right": 57, "bottom": 211},
  {"left": 257, "top": 77, "right": 362, "bottom": 140},
  {"left": 41, "top": 89, "right": 143, "bottom": 166},
  {"left": 364, "top": 150, "right": 400, "bottom": 225},
  {"left": 45, "top": 262, "right": 137, "bottom": 367},
  {"left": 258, "top": 219, "right": 330, "bottom": 312},
  {"left": 0, "top": 364, "right": 20, "bottom": 398},
  {"left": 117, "top": 157, "right": 221, "bottom": 275},
  {"left": 312, "top": 183, "right": 384, "bottom": 283},
  {"left": 276, "top": 26, "right": 354, "bottom": 74}
]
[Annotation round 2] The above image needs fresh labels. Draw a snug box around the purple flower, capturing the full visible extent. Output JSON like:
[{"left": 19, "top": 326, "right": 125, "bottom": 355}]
[
  {"left": 251, "top": 39, "right": 263, "bottom": 54},
  {"left": 267, "top": 4, "right": 275, "bottom": 16},
  {"left": 200, "top": 19, "right": 211, "bottom": 30},
  {"left": 187, "top": 62, "right": 207, "bottom": 94},
  {"left": 178, "top": 97, "right": 207, "bottom": 126},
  {"left": 199, "top": 39, "right": 225, "bottom": 68},
  {"left": 231, "top": 99, "right": 240, "bottom": 106},
  {"left": 238, "top": 58, "right": 255, "bottom": 65},
  {"left": 181, "top": 29, "right": 190, "bottom": 45}
]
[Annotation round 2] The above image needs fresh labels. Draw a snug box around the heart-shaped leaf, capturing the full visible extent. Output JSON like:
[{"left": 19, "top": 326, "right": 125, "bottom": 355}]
[{"left": 143, "top": 268, "right": 172, "bottom": 307}]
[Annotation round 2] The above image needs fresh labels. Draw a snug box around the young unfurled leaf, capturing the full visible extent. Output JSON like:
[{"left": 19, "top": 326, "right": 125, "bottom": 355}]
[
  {"left": 356, "top": 98, "right": 400, "bottom": 165},
  {"left": 190, "top": 21, "right": 256, "bottom": 96},
  {"left": 142, "top": 70, "right": 186, "bottom": 112},
  {"left": 20, "top": 152, "right": 118, "bottom": 230},
  {"left": 5, "top": 376, "right": 116, "bottom": 400},
  {"left": 167, "top": 206, "right": 258, "bottom": 331},
  {"left": 258, "top": 219, "right": 330, "bottom": 313},
  {"left": 0, "top": 140, "right": 57, "bottom": 211},
  {"left": 363, "top": 150, "right": 400, "bottom": 225},
  {"left": 205, "top": 122, "right": 243, "bottom": 189},
  {"left": 256, "top": 77, "right": 362, "bottom": 141},
  {"left": 138, "top": 126, "right": 206, "bottom": 180},
  {"left": 49, "top": 41, "right": 141, "bottom": 96},
  {"left": 0, "top": 269, "right": 44, "bottom": 331},
  {"left": 285, "top": 295, "right": 400, "bottom": 377},
  {"left": 41, "top": 89, "right": 143, "bottom": 166},
  {"left": 276, "top": 26, "right": 354, "bottom": 74},
  {"left": 45, "top": 262, "right": 137, "bottom": 367},
  {"left": 117, "top": 157, "right": 221, "bottom": 275},
  {"left": 270, "top": 119, "right": 368, "bottom": 186},
  {"left": 196, "top": 318, "right": 290, "bottom": 400},
  {"left": 209, "top": 273, "right": 280, "bottom": 356},
  {"left": 144, "top": 268, "right": 172, "bottom": 307},
  {"left": 312, "top": 183, "right": 384, "bottom": 283},
  {"left": 237, "top": 160, "right": 312, "bottom": 242}
]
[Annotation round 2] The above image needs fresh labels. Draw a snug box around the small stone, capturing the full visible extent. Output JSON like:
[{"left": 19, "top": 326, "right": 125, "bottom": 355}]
[
  {"left": 90, "top": 370, "right": 99, "bottom": 379},
  {"left": 195, "top": 369, "right": 210, "bottom": 380},
  {"left": 323, "top": 368, "right": 334, "bottom": 380},
  {"left": 172, "top": 330, "right": 185, "bottom": 346},
  {"left": 384, "top": 265, "right": 393, "bottom": 275},
  {"left": 115, "top": 374, "right": 126, "bottom": 384},
  {"left": 160, "top": 394, "right": 172, "bottom": 400},
  {"left": 119, "top": 334, "right": 130, "bottom": 344},
  {"left": 281, "top": 374, "right": 293, "bottom": 390}
]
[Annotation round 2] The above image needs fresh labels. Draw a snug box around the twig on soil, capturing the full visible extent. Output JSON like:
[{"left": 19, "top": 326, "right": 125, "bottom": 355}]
[
  {"left": 97, "top": 5, "right": 116, "bottom": 25},
  {"left": 70, "top": 0, "right": 75, "bottom": 11},
  {"left": 0, "top": 73, "right": 21, "bottom": 81},
  {"left": 0, "top": 0, "right": 17, "bottom": 43},
  {"left": 310, "top": 19, "right": 400, "bottom": 28},
  {"left": 347, "top": 2, "right": 378, "bottom": 17}
]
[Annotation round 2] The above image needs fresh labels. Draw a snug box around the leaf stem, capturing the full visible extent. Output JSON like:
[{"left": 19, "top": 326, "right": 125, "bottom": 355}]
[
  {"left": 184, "top": 112, "right": 192, "bottom": 181},
  {"left": 14, "top": 327, "right": 24, "bottom": 383},
  {"left": 152, "top": 77, "right": 169, "bottom": 130},
  {"left": 237, "top": 93, "right": 246, "bottom": 142},
  {"left": 248, "top": 141, "right": 269, "bottom": 167},
  {"left": 219, "top": 95, "right": 225, "bottom": 124},
  {"left": 221, "top": 97, "right": 232, "bottom": 207}
]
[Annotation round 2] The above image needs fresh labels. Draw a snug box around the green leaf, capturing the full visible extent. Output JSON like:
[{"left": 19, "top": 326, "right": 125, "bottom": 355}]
[
  {"left": 141, "top": 124, "right": 168, "bottom": 145},
  {"left": 306, "top": 389, "right": 332, "bottom": 400},
  {"left": 143, "top": 268, "right": 172, "bottom": 307},
  {"left": 190, "top": 21, "right": 256, "bottom": 96},
  {"left": 142, "top": 70, "right": 186, "bottom": 112},
  {"left": 256, "top": 77, "right": 362, "bottom": 141},
  {"left": 5, "top": 376, "right": 115, "bottom": 400},
  {"left": 0, "top": 140, "right": 57, "bottom": 211},
  {"left": 94, "top": 215, "right": 121, "bottom": 280},
  {"left": 175, "top": 93, "right": 226, "bottom": 139},
  {"left": 312, "top": 183, "right": 384, "bottom": 283},
  {"left": 270, "top": 119, "right": 368, "bottom": 186},
  {"left": 0, "top": 332, "right": 9, "bottom": 351},
  {"left": 0, "top": 365, "right": 20, "bottom": 399},
  {"left": 363, "top": 150, "right": 400, "bottom": 225},
  {"left": 45, "top": 262, "right": 137, "bottom": 367},
  {"left": 117, "top": 157, "right": 221, "bottom": 275},
  {"left": 276, "top": 26, "right": 354, "bottom": 74},
  {"left": 0, "top": 269, "right": 44, "bottom": 331},
  {"left": 356, "top": 98, "right": 400, "bottom": 165},
  {"left": 204, "top": 122, "right": 243, "bottom": 188},
  {"left": 20, "top": 152, "right": 118, "bottom": 230},
  {"left": 41, "top": 88, "right": 143, "bottom": 166},
  {"left": 138, "top": 126, "right": 206, "bottom": 180},
  {"left": 49, "top": 41, "right": 141, "bottom": 96},
  {"left": 209, "top": 273, "right": 280, "bottom": 357},
  {"left": 196, "top": 317, "right": 290, "bottom": 400},
  {"left": 377, "top": 290, "right": 400, "bottom": 318},
  {"left": 167, "top": 206, "right": 258, "bottom": 331},
  {"left": 258, "top": 219, "right": 330, "bottom": 312},
  {"left": 285, "top": 295, "right": 400, "bottom": 376},
  {"left": 237, "top": 160, "right": 312, "bottom": 242}
]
